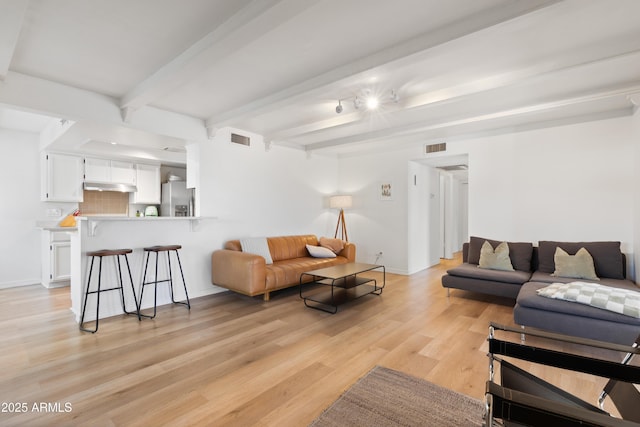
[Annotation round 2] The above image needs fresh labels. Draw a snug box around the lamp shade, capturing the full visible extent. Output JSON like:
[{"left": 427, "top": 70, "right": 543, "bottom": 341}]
[{"left": 329, "top": 195, "right": 352, "bottom": 209}]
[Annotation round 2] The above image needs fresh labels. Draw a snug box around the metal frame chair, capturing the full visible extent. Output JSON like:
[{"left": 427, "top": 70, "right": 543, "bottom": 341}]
[{"left": 485, "top": 322, "right": 640, "bottom": 426}]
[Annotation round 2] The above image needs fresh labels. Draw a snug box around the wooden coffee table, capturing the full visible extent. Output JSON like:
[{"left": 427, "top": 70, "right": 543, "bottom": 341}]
[{"left": 299, "top": 262, "right": 385, "bottom": 314}]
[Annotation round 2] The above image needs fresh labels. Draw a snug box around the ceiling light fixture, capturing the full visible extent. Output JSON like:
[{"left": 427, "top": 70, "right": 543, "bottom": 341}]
[{"left": 335, "top": 89, "right": 399, "bottom": 114}]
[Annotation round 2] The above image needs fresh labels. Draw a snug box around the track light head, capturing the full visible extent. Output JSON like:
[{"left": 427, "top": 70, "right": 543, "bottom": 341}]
[{"left": 335, "top": 88, "right": 399, "bottom": 114}]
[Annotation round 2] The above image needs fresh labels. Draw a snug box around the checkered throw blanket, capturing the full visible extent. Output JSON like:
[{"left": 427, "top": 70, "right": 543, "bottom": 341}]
[{"left": 537, "top": 281, "right": 640, "bottom": 318}]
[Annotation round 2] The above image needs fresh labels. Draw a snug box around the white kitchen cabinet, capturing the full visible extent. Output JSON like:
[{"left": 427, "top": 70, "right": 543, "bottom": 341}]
[
  {"left": 84, "top": 157, "right": 135, "bottom": 184},
  {"left": 41, "top": 152, "right": 84, "bottom": 202},
  {"left": 84, "top": 157, "right": 110, "bottom": 182},
  {"left": 131, "top": 163, "right": 161, "bottom": 204},
  {"left": 41, "top": 230, "right": 72, "bottom": 288},
  {"left": 111, "top": 161, "right": 136, "bottom": 185}
]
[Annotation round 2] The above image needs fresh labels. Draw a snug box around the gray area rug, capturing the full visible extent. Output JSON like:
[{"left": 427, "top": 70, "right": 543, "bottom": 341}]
[{"left": 309, "top": 366, "right": 484, "bottom": 427}]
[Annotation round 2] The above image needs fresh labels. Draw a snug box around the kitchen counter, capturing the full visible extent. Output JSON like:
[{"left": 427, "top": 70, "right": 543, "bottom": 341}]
[
  {"left": 78, "top": 215, "right": 213, "bottom": 236},
  {"left": 79, "top": 215, "right": 202, "bottom": 220},
  {"left": 35, "top": 220, "right": 78, "bottom": 231},
  {"left": 70, "top": 214, "right": 218, "bottom": 324}
]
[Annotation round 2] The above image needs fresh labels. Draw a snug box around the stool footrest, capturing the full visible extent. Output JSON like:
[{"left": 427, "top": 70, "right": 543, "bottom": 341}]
[
  {"left": 87, "top": 286, "right": 125, "bottom": 294},
  {"left": 142, "top": 279, "right": 172, "bottom": 286}
]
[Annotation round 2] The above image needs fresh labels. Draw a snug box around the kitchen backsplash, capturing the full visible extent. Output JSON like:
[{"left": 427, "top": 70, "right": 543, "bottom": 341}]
[{"left": 79, "top": 190, "right": 129, "bottom": 216}]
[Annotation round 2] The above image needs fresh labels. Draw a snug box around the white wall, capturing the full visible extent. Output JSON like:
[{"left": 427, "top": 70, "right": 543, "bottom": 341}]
[
  {"left": 456, "top": 117, "right": 635, "bottom": 251},
  {"left": 337, "top": 115, "right": 637, "bottom": 276},
  {"left": 3, "top": 114, "right": 638, "bottom": 289},
  {"left": 338, "top": 148, "right": 416, "bottom": 274},
  {"left": 0, "top": 129, "right": 74, "bottom": 288},
  {"left": 195, "top": 129, "right": 340, "bottom": 267},
  {"left": 407, "top": 161, "right": 430, "bottom": 273}
]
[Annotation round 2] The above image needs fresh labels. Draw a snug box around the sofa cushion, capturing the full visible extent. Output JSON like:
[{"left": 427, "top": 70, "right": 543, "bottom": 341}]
[
  {"left": 479, "top": 241, "right": 514, "bottom": 271},
  {"left": 552, "top": 247, "right": 598, "bottom": 280},
  {"left": 468, "top": 236, "right": 533, "bottom": 272},
  {"left": 530, "top": 271, "right": 634, "bottom": 288},
  {"left": 447, "top": 263, "right": 531, "bottom": 285},
  {"left": 319, "top": 237, "right": 345, "bottom": 254},
  {"left": 267, "top": 235, "right": 319, "bottom": 262},
  {"left": 538, "top": 241, "right": 624, "bottom": 279},
  {"left": 517, "top": 281, "right": 640, "bottom": 326}
]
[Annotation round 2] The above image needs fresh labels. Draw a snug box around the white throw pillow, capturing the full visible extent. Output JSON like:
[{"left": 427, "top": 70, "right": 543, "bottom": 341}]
[
  {"left": 306, "top": 244, "right": 336, "bottom": 258},
  {"left": 478, "top": 241, "right": 514, "bottom": 271},
  {"left": 240, "top": 237, "right": 273, "bottom": 264}
]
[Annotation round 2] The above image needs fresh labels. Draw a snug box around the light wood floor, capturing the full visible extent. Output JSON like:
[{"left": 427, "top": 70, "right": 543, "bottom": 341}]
[{"left": 0, "top": 255, "right": 625, "bottom": 426}]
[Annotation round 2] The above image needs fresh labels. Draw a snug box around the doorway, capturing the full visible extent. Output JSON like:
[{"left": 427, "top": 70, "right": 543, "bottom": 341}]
[
  {"left": 438, "top": 165, "right": 468, "bottom": 259},
  {"left": 407, "top": 154, "right": 468, "bottom": 272}
]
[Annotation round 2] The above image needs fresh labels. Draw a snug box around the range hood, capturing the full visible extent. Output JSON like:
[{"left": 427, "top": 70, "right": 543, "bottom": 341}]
[{"left": 83, "top": 182, "right": 137, "bottom": 192}]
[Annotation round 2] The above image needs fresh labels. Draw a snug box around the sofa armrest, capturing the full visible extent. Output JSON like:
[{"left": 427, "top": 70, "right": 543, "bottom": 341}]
[
  {"left": 339, "top": 242, "right": 356, "bottom": 262},
  {"left": 211, "top": 249, "right": 266, "bottom": 296}
]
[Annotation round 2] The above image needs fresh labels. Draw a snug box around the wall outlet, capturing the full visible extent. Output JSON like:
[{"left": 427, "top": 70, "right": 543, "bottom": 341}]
[{"left": 46, "top": 208, "right": 62, "bottom": 217}]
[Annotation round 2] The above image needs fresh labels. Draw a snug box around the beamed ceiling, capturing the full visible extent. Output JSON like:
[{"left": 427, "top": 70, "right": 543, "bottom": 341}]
[{"left": 0, "top": 0, "right": 639, "bottom": 162}]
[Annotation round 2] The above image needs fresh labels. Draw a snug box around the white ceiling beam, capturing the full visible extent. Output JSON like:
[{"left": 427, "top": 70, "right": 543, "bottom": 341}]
[
  {"left": 0, "top": 71, "right": 208, "bottom": 142},
  {"left": 205, "top": 0, "right": 564, "bottom": 130},
  {"left": 304, "top": 84, "right": 640, "bottom": 151},
  {"left": 0, "top": 0, "right": 28, "bottom": 81},
  {"left": 267, "top": 47, "right": 640, "bottom": 143},
  {"left": 119, "top": 0, "right": 318, "bottom": 113}
]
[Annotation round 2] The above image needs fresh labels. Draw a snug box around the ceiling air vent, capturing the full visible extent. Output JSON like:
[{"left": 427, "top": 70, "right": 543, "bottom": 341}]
[
  {"left": 425, "top": 142, "right": 446, "bottom": 154},
  {"left": 231, "top": 133, "right": 250, "bottom": 147}
]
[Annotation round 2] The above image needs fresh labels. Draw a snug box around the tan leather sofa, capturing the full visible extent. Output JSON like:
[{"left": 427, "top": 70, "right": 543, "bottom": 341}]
[{"left": 211, "top": 235, "right": 356, "bottom": 301}]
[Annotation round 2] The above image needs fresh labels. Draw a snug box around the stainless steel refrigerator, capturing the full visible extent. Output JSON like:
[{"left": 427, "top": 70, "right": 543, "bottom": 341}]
[{"left": 161, "top": 181, "right": 190, "bottom": 216}]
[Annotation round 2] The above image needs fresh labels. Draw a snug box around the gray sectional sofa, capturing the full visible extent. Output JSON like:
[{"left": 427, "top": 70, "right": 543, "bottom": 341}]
[{"left": 441, "top": 237, "right": 640, "bottom": 345}]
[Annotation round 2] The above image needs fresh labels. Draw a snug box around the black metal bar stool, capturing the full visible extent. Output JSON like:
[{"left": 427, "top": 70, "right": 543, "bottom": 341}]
[
  {"left": 139, "top": 244, "right": 190, "bottom": 319},
  {"left": 80, "top": 248, "right": 140, "bottom": 333}
]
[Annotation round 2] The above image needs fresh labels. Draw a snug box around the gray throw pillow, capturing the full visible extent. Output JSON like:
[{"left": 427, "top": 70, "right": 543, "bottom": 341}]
[
  {"left": 478, "top": 241, "right": 515, "bottom": 271},
  {"left": 552, "top": 247, "right": 599, "bottom": 280},
  {"left": 538, "top": 241, "right": 623, "bottom": 279},
  {"left": 468, "top": 236, "right": 533, "bottom": 272}
]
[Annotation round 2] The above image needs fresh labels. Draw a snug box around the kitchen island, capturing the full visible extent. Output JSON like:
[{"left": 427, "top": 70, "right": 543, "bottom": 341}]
[{"left": 70, "top": 216, "right": 217, "bottom": 323}]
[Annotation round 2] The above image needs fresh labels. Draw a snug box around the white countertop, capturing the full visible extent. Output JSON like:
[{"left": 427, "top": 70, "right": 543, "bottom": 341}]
[
  {"left": 37, "top": 216, "right": 213, "bottom": 231},
  {"left": 77, "top": 215, "right": 204, "bottom": 221},
  {"left": 35, "top": 221, "right": 78, "bottom": 231}
]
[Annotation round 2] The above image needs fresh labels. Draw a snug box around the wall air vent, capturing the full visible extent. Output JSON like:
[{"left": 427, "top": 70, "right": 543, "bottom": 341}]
[
  {"left": 425, "top": 142, "right": 446, "bottom": 154},
  {"left": 231, "top": 133, "right": 250, "bottom": 147}
]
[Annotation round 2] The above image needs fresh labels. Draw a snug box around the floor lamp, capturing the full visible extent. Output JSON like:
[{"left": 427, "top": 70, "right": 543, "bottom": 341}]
[{"left": 330, "top": 195, "right": 352, "bottom": 242}]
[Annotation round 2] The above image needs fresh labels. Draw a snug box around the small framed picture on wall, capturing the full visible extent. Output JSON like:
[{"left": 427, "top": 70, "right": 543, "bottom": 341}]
[{"left": 379, "top": 181, "right": 393, "bottom": 201}]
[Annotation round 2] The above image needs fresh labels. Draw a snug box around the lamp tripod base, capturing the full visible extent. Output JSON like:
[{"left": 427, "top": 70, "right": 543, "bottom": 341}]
[{"left": 334, "top": 209, "right": 348, "bottom": 242}]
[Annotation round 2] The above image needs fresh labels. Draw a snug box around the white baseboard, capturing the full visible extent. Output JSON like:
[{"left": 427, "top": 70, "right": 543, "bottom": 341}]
[{"left": 0, "top": 279, "right": 40, "bottom": 290}]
